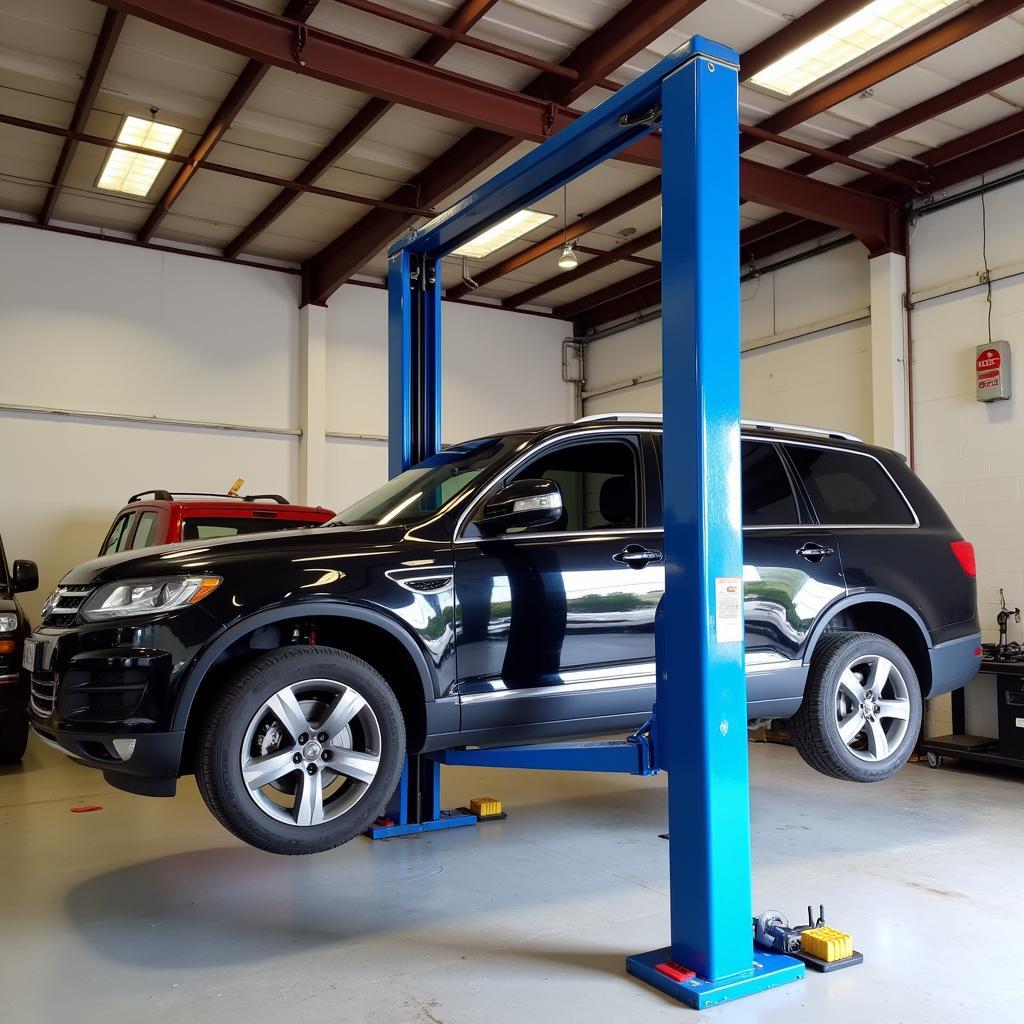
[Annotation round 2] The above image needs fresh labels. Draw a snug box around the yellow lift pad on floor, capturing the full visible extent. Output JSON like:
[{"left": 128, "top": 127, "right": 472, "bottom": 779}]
[
  {"left": 470, "top": 797, "right": 503, "bottom": 818},
  {"left": 801, "top": 926, "right": 853, "bottom": 963}
]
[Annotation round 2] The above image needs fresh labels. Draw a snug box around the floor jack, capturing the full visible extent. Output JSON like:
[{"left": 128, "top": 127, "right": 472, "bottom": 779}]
[{"left": 754, "top": 905, "right": 863, "bottom": 973}]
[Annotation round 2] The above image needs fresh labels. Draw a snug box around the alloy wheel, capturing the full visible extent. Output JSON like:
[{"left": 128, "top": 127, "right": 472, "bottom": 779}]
[
  {"left": 240, "top": 678, "right": 382, "bottom": 826},
  {"left": 834, "top": 654, "right": 912, "bottom": 762}
]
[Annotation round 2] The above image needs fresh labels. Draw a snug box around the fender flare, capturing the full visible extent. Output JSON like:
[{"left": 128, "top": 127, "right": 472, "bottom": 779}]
[
  {"left": 802, "top": 592, "right": 932, "bottom": 667},
  {"left": 171, "top": 602, "right": 436, "bottom": 732}
]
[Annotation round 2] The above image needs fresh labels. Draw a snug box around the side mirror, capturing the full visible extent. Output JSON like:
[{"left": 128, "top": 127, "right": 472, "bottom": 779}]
[
  {"left": 12, "top": 559, "right": 39, "bottom": 594},
  {"left": 480, "top": 479, "right": 564, "bottom": 534}
]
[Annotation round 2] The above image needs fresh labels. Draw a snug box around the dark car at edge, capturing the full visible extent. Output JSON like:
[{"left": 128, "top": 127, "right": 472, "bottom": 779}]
[
  {"left": 26, "top": 415, "right": 981, "bottom": 854},
  {"left": 1, "top": 532, "right": 38, "bottom": 763}
]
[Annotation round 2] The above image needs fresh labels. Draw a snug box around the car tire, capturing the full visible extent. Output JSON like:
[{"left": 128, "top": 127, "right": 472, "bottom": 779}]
[
  {"left": 0, "top": 714, "right": 29, "bottom": 764},
  {"left": 790, "top": 631, "right": 922, "bottom": 783},
  {"left": 196, "top": 646, "right": 405, "bottom": 855}
]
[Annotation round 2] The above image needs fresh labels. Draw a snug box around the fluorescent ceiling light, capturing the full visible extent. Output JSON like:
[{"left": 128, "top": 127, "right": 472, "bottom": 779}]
[
  {"left": 452, "top": 209, "right": 554, "bottom": 259},
  {"left": 97, "top": 116, "right": 183, "bottom": 197},
  {"left": 750, "top": 0, "right": 958, "bottom": 97}
]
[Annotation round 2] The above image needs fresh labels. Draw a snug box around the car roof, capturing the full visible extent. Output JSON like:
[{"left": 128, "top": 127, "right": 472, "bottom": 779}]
[{"left": 118, "top": 499, "right": 333, "bottom": 516}]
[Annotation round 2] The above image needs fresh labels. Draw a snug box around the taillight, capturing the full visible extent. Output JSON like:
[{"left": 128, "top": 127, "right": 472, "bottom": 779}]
[{"left": 951, "top": 540, "right": 976, "bottom": 577}]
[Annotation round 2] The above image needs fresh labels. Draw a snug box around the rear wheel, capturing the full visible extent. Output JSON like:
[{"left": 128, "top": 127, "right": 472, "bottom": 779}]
[
  {"left": 196, "top": 646, "right": 405, "bottom": 855},
  {"left": 790, "top": 631, "right": 922, "bottom": 782}
]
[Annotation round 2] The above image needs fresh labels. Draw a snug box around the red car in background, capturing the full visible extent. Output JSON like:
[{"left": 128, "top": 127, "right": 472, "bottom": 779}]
[{"left": 99, "top": 490, "right": 335, "bottom": 555}]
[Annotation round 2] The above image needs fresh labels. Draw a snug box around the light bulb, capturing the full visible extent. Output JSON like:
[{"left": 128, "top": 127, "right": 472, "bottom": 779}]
[{"left": 557, "top": 242, "right": 578, "bottom": 270}]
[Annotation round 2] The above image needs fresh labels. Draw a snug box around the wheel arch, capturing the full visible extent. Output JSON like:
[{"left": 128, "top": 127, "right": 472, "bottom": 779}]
[
  {"left": 173, "top": 603, "right": 437, "bottom": 767},
  {"left": 805, "top": 594, "right": 933, "bottom": 695}
]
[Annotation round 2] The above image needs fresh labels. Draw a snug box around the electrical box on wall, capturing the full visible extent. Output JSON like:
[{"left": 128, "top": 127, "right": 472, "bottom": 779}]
[{"left": 976, "top": 341, "right": 1012, "bottom": 402}]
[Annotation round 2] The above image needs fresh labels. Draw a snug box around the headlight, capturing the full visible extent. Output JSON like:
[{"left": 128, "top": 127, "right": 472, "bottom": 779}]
[
  {"left": 0, "top": 613, "right": 17, "bottom": 633},
  {"left": 80, "top": 576, "right": 221, "bottom": 621}
]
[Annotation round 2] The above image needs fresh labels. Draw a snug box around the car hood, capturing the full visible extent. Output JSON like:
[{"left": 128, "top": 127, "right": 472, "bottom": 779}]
[{"left": 60, "top": 523, "right": 410, "bottom": 587}]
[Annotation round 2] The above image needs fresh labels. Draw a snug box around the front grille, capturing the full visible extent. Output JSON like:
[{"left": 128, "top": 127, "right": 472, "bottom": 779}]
[
  {"left": 42, "top": 585, "right": 94, "bottom": 627},
  {"left": 30, "top": 677, "right": 57, "bottom": 717}
]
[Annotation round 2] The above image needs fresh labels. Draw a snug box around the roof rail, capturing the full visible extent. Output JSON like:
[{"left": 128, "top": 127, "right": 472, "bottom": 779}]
[
  {"left": 574, "top": 413, "right": 662, "bottom": 424},
  {"left": 127, "top": 490, "right": 290, "bottom": 504},
  {"left": 572, "top": 413, "right": 862, "bottom": 443},
  {"left": 127, "top": 489, "right": 174, "bottom": 503}
]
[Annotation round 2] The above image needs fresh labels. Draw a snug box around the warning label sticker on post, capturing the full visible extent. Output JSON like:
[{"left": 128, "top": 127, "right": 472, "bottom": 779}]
[{"left": 715, "top": 577, "right": 743, "bottom": 643}]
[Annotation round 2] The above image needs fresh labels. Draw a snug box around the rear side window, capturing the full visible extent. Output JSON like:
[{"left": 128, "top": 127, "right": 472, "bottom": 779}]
[
  {"left": 785, "top": 446, "right": 914, "bottom": 526},
  {"left": 103, "top": 513, "right": 135, "bottom": 554},
  {"left": 742, "top": 441, "right": 798, "bottom": 526},
  {"left": 181, "top": 518, "right": 316, "bottom": 541},
  {"left": 131, "top": 512, "right": 159, "bottom": 549}
]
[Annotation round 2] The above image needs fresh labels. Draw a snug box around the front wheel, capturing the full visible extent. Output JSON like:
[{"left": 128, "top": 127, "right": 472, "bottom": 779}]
[
  {"left": 196, "top": 646, "right": 406, "bottom": 855},
  {"left": 0, "top": 712, "right": 29, "bottom": 764},
  {"left": 790, "top": 632, "right": 922, "bottom": 783}
]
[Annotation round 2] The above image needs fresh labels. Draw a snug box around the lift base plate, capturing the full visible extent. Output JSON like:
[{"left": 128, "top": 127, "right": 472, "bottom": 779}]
[
  {"left": 364, "top": 810, "right": 478, "bottom": 840},
  {"left": 626, "top": 947, "right": 804, "bottom": 1009}
]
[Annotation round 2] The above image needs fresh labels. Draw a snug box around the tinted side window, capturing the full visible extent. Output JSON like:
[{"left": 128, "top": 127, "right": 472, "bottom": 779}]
[
  {"left": 742, "top": 441, "right": 798, "bottom": 526},
  {"left": 130, "top": 511, "right": 159, "bottom": 549},
  {"left": 785, "top": 446, "right": 914, "bottom": 526},
  {"left": 103, "top": 514, "right": 135, "bottom": 554},
  {"left": 500, "top": 437, "right": 641, "bottom": 532},
  {"left": 181, "top": 518, "right": 318, "bottom": 541}
]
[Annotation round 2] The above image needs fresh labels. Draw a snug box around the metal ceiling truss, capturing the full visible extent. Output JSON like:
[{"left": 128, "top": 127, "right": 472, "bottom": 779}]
[
  {"left": 39, "top": 8, "right": 125, "bottom": 224},
  {"left": 20, "top": 0, "right": 1024, "bottom": 314},
  {"left": 138, "top": 0, "right": 321, "bottom": 243},
  {"left": 224, "top": 0, "right": 500, "bottom": 260}
]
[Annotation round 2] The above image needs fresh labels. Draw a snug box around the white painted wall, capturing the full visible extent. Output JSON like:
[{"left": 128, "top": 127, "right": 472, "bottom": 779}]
[
  {"left": 0, "top": 226, "right": 302, "bottom": 619},
  {"left": 0, "top": 225, "right": 572, "bottom": 619},
  {"left": 909, "top": 175, "right": 1024, "bottom": 738},
  {"left": 584, "top": 176, "right": 1024, "bottom": 741},
  {"left": 323, "top": 285, "right": 573, "bottom": 511},
  {"left": 584, "top": 242, "right": 872, "bottom": 443}
]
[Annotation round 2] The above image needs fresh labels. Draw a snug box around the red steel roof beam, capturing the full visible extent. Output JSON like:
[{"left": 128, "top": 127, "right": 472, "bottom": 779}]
[
  {"left": 741, "top": 0, "right": 1024, "bottom": 153},
  {"left": 224, "top": 0, "right": 499, "bottom": 260},
  {"left": 138, "top": 0, "right": 320, "bottom": 244},
  {"left": 40, "top": 9, "right": 125, "bottom": 224},
  {"left": 330, "top": 0, "right": 592, "bottom": 84},
  {"left": 501, "top": 227, "right": 661, "bottom": 308},
  {"left": 554, "top": 266, "right": 661, "bottom": 320},
  {"left": 0, "top": 112, "right": 435, "bottom": 216},
  {"left": 764, "top": 53, "right": 1024, "bottom": 181},
  {"left": 446, "top": 178, "right": 662, "bottom": 301},
  {"left": 303, "top": 0, "right": 709, "bottom": 303}
]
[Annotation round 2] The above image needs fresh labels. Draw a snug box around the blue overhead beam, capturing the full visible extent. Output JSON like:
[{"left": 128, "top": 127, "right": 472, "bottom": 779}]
[{"left": 389, "top": 39, "right": 736, "bottom": 261}]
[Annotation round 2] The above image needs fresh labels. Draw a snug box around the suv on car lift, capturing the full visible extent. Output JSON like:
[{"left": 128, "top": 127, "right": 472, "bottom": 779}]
[
  {"left": 26, "top": 416, "right": 981, "bottom": 854},
  {"left": 99, "top": 490, "right": 335, "bottom": 554}
]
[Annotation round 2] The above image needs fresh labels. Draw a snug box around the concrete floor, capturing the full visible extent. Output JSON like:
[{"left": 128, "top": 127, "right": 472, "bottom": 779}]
[{"left": 1, "top": 739, "right": 1020, "bottom": 1023}]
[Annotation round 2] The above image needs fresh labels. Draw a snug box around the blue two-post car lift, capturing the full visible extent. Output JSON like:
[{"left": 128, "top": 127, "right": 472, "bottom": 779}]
[{"left": 380, "top": 36, "right": 805, "bottom": 1009}]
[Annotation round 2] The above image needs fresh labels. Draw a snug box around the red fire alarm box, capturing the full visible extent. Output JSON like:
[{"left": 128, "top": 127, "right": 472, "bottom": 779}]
[{"left": 976, "top": 341, "right": 1011, "bottom": 402}]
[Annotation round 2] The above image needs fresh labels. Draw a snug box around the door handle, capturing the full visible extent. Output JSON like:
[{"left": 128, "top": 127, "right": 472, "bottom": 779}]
[
  {"left": 796, "top": 542, "right": 835, "bottom": 562},
  {"left": 613, "top": 544, "right": 663, "bottom": 568}
]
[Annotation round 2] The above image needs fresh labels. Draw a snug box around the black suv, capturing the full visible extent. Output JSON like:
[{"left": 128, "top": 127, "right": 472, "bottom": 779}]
[{"left": 27, "top": 416, "right": 980, "bottom": 854}]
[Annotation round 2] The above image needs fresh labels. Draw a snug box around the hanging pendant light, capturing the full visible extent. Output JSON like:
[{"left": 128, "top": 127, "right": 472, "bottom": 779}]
[
  {"left": 556, "top": 184, "right": 577, "bottom": 270},
  {"left": 558, "top": 241, "right": 578, "bottom": 269}
]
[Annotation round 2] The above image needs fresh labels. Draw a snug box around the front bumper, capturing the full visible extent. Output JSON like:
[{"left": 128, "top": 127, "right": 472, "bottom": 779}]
[
  {"left": 25, "top": 609, "right": 218, "bottom": 793},
  {"left": 31, "top": 722, "right": 183, "bottom": 795}
]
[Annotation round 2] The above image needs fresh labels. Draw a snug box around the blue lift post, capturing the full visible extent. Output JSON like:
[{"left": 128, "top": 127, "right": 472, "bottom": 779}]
[{"left": 383, "top": 37, "right": 804, "bottom": 1006}]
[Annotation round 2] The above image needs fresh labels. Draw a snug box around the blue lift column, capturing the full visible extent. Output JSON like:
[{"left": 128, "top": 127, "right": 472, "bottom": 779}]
[
  {"left": 377, "top": 246, "right": 478, "bottom": 838},
  {"left": 623, "top": 49, "right": 804, "bottom": 1008},
  {"left": 384, "top": 35, "right": 803, "bottom": 1005}
]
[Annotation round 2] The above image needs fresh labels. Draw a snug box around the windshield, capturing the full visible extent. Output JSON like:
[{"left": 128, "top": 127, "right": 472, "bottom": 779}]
[{"left": 329, "top": 433, "right": 530, "bottom": 528}]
